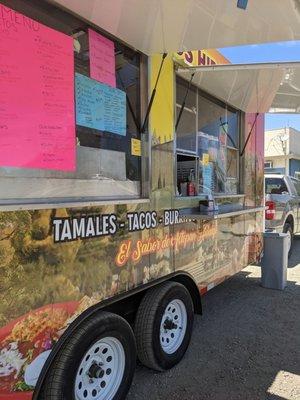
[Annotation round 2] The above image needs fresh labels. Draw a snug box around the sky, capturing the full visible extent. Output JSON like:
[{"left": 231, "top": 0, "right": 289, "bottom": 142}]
[{"left": 218, "top": 41, "right": 300, "bottom": 131}]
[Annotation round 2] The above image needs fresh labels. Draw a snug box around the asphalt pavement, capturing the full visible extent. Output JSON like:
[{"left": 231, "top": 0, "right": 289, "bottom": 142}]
[{"left": 128, "top": 236, "right": 300, "bottom": 400}]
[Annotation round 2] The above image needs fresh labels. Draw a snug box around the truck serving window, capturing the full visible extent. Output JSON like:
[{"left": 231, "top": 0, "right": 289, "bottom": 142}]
[
  {"left": 176, "top": 76, "right": 239, "bottom": 196},
  {"left": 0, "top": 0, "right": 146, "bottom": 203},
  {"left": 265, "top": 178, "right": 288, "bottom": 194}
]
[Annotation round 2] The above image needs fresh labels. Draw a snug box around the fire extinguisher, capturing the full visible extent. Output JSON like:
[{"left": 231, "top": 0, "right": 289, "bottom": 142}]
[
  {"left": 187, "top": 181, "right": 195, "bottom": 196},
  {"left": 187, "top": 169, "right": 196, "bottom": 196}
]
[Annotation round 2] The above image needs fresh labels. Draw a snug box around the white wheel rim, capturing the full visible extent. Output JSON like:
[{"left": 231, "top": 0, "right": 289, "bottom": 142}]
[
  {"left": 74, "top": 337, "right": 125, "bottom": 400},
  {"left": 160, "top": 299, "right": 187, "bottom": 354}
]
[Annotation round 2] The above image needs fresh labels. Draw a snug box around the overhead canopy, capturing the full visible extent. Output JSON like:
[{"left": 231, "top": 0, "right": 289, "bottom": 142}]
[
  {"left": 270, "top": 67, "right": 300, "bottom": 113},
  {"left": 177, "top": 62, "right": 300, "bottom": 113},
  {"left": 50, "top": 0, "right": 300, "bottom": 114},
  {"left": 51, "top": 0, "right": 300, "bottom": 55}
]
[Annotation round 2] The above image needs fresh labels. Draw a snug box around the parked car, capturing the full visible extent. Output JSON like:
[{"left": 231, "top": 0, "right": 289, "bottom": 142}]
[{"left": 265, "top": 174, "right": 300, "bottom": 255}]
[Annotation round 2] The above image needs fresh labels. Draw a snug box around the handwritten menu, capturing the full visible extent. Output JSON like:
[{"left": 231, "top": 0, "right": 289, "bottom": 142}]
[
  {"left": 89, "top": 28, "right": 116, "bottom": 87},
  {"left": 75, "top": 73, "right": 126, "bottom": 136},
  {"left": 0, "top": 5, "right": 75, "bottom": 171}
]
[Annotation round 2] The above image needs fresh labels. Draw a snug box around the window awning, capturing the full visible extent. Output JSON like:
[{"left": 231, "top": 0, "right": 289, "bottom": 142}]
[
  {"left": 177, "top": 62, "right": 300, "bottom": 113},
  {"left": 270, "top": 67, "right": 300, "bottom": 113},
  {"left": 51, "top": 0, "right": 300, "bottom": 55}
]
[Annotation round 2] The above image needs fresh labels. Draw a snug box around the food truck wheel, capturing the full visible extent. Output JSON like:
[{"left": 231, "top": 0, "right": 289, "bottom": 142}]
[
  {"left": 39, "top": 311, "right": 136, "bottom": 400},
  {"left": 134, "top": 281, "right": 194, "bottom": 371}
]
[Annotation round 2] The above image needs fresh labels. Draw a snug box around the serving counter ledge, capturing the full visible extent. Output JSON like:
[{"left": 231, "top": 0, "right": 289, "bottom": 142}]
[{"left": 179, "top": 206, "right": 265, "bottom": 221}]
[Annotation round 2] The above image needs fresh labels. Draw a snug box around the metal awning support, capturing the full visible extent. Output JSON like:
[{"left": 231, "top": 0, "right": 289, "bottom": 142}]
[
  {"left": 240, "top": 112, "right": 259, "bottom": 157},
  {"left": 141, "top": 52, "right": 167, "bottom": 133},
  {"left": 175, "top": 72, "right": 195, "bottom": 130},
  {"left": 177, "top": 61, "right": 300, "bottom": 73},
  {"left": 117, "top": 71, "right": 141, "bottom": 132}
]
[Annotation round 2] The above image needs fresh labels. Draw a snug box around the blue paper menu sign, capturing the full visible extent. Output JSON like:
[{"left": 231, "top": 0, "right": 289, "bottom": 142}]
[
  {"left": 203, "top": 163, "right": 213, "bottom": 194},
  {"left": 75, "top": 73, "right": 126, "bottom": 136}
]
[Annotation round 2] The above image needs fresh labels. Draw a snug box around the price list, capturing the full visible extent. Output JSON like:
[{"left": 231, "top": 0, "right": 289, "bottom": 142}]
[
  {"left": 0, "top": 4, "right": 75, "bottom": 171},
  {"left": 89, "top": 28, "right": 116, "bottom": 87},
  {"left": 75, "top": 73, "right": 126, "bottom": 136}
]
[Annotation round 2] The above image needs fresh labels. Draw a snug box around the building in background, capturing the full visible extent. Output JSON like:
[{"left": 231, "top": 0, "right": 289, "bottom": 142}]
[{"left": 264, "top": 127, "right": 300, "bottom": 178}]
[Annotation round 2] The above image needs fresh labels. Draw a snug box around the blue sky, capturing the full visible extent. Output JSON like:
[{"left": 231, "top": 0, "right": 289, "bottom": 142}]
[
  {"left": 218, "top": 41, "right": 300, "bottom": 131},
  {"left": 264, "top": 114, "right": 300, "bottom": 131}
]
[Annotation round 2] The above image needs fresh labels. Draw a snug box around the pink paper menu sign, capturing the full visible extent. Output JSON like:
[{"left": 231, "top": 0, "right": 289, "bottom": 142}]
[
  {"left": 89, "top": 28, "right": 116, "bottom": 87},
  {"left": 0, "top": 4, "right": 75, "bottom": 171}
]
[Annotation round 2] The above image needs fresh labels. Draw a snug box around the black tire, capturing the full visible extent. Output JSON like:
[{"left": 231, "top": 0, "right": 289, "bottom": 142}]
[
  {"left": 283, "top": 222, "right": 293, "bottom": 258},
  {"left": 39, "top": 311, "right": 136, "bottom": 400},
  {"left": 134, "top": 281, "right": 194, "bottom": 371}
]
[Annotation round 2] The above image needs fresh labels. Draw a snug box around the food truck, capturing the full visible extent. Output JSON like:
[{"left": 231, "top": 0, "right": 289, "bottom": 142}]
[{"left": 1, "top": 0, "right": 300, "bottom": 399}]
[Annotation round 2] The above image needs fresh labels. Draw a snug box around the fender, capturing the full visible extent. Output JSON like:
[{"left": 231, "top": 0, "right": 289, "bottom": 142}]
[{"left": 283, "top": 211, "right": 295, "bottom": 230}]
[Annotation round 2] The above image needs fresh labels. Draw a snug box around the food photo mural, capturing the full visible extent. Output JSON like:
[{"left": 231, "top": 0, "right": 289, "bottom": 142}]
[
  {"left": 0, "top": 204, "right": 263, "bottom": 396},
  {"left": 0, "top": 64, "right": 264, "bottom": 397}
]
